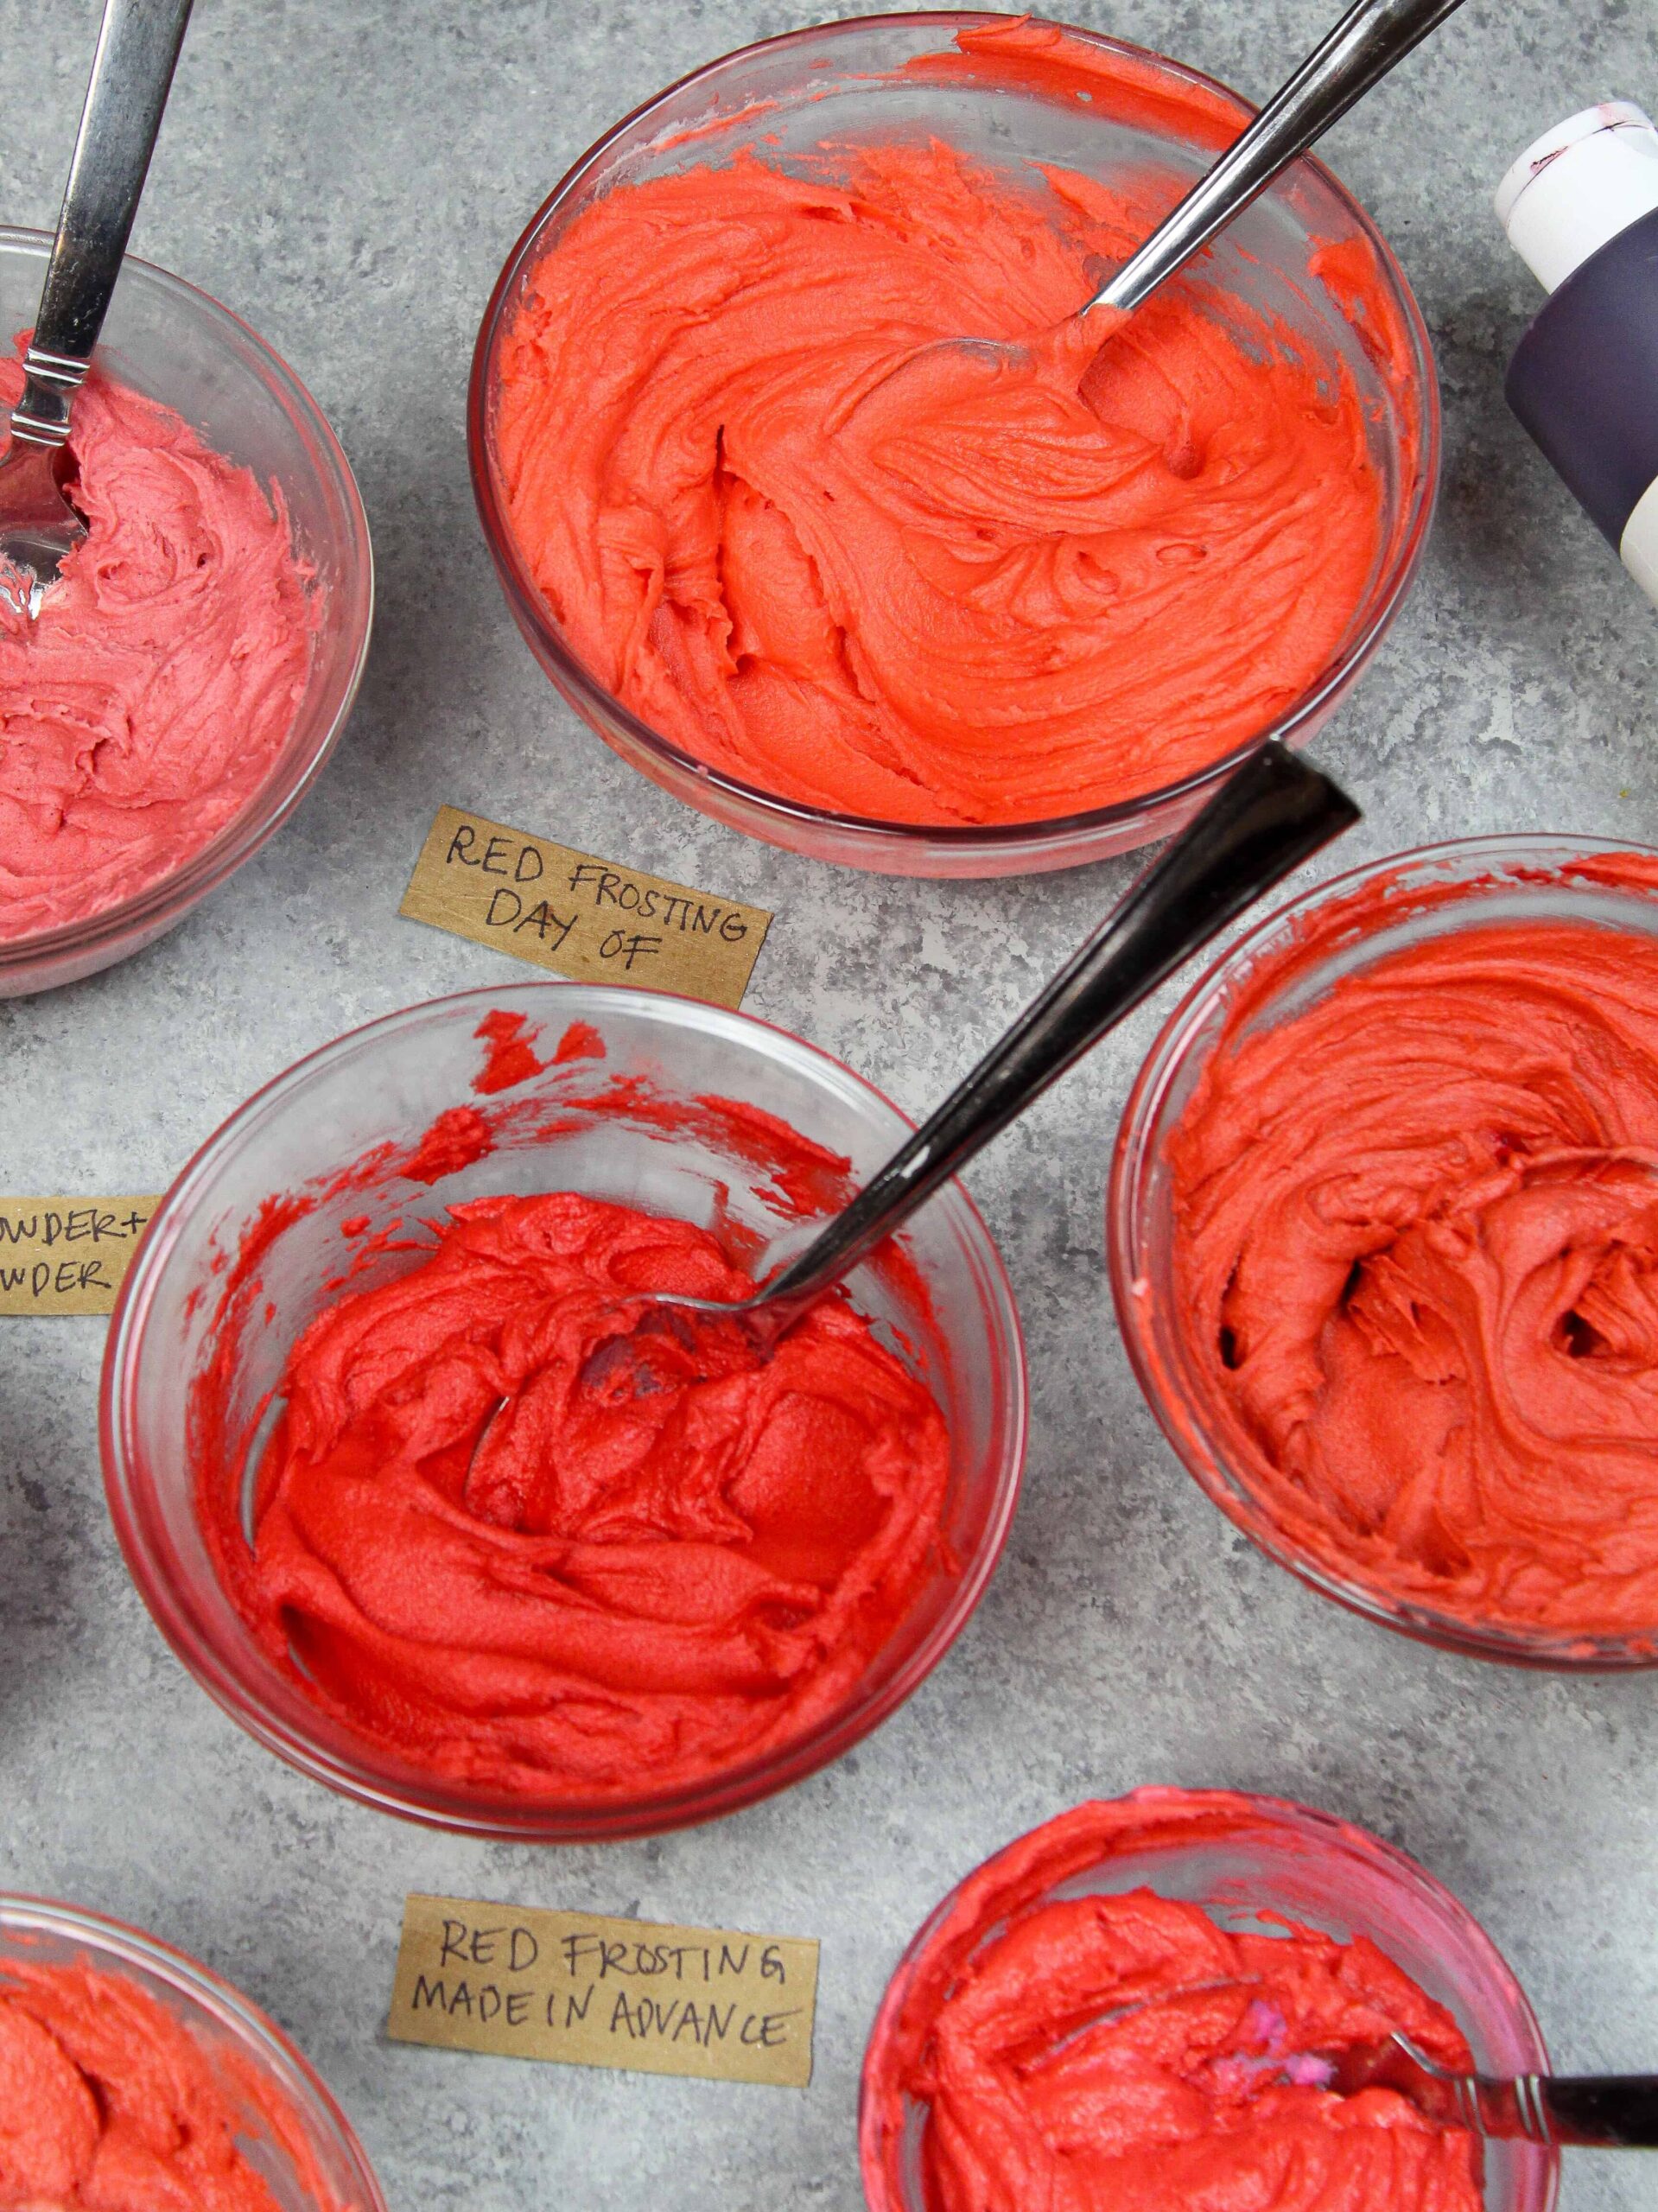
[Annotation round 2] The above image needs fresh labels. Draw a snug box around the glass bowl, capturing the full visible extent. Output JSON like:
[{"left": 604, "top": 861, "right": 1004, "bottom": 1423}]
[
  {"left": 860, "top": 1787, "right": 1556, "bottom": 2212},
  {"left": 469, "top": 10, "right": 1438, "bottom": 879},
  {"left": 101, "top": 980, "right": 1027, "bottom": 1840},
  {"left": 1111, "top": 835, "right": 1658, "bottom": 1669},
  {"left": 0, "top": 1893, "right": 385, "bottom": 2210},
  {"left": 0, "top": 228, "right": 373, "bottom": 995}
]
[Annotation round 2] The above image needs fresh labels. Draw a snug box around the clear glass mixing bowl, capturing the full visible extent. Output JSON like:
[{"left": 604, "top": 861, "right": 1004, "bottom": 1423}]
[
  {"left": 0, "top": 1893, "right": 386, "bottom": 2211},
  {"left": 0, "top": 229, "right": 373, "bottom": 994},
  {"left": 860, "top": 1787, "right": 1555, "bottom": 2212},
  {"left": 102, "top": 981, "right": 1027, "bottom": 1839},
  {"left": 1111, "top": 836, "right": 1658, "bottom": 1668},
  {"left": 470, "top": 11, "right": 1437, "bottom": 877}
]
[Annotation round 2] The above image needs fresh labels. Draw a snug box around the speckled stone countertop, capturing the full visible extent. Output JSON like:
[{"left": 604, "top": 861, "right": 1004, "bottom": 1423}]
[{"left": 3, "top": 3, "right": 1656, "bottom": 2208}]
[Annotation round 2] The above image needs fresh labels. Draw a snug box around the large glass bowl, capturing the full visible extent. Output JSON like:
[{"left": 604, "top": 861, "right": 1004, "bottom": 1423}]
[
  {"left": 860, "top": 1787, "right": 1555, "bottom": 2212},
  {"left": 0, "top": 1894, "right": 386, "bottom": 2210},
  {"left": 1111, "top": 836, "right": 1658, "bottom": 1668},
  {"left": 469, "top": 10, "right": 1438, "bottom": 878},
  {"left": 101, "top": 980, "right": 1027, "bottom": 1840},
  {"left": 0, "top": 229, "right": 373, "bottom": 995}
]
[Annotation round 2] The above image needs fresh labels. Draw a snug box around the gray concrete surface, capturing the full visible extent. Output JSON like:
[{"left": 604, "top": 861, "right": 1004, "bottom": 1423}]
[{"left": 3, "top": 1, "right": 1656, "bottom": 2205}]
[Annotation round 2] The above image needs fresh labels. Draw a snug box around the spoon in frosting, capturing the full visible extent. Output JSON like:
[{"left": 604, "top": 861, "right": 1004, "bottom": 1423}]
[
  {"left": 1070, "top": 1998, "right": 1658, "bottom": 2148},
  {"left": 0, "top": 0, "right": 194, "bottom": 617},
  {"left": 1318, "top": 2031, "right": 1658, "bottom": 2148},
  {"left": 580, "top": 741, "right": 1358, "bottom": 1395},
  {"left": 877, "top": 0, "right": 1467, "bottom": 427}
]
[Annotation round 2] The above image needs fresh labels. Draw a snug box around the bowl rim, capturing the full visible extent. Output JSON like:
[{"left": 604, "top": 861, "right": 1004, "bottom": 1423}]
[
  {"left": 99, "top": 976, "right": 1030, "bottom": 1840},
  {"left": 0, "top": 224, "right": 375, "bottom": 971},
  {"left": 467, "top": 7, "right": 1442, "bottom": 861},
  {"left": 1109, "top": 830, "right": 1658, "bottom": 1669},
  {"left": 0, "top": 1891, "right": 389, "bottom": 2212},
  {"left": 856, "top": 1784, "right": 1558, "bottom": 2212}
]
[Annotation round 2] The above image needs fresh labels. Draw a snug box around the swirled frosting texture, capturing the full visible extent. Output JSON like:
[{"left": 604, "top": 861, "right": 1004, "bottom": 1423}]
[
  {"left": 867, "top": 1796, "right": 1479, "bottom": 2212},
  {"left": 0, "top": 357, "right": 315, "bottom": 939},
  {"left": 220, "top": 1191, "right": 950, "bottom": 1796},
  {"left": 1165, "top": 857, "right": 1658, "bottom": 1645},
  {"left": 0, "top": 1958, "right": 334, "bottom": 2210},
  {"left": 492, "top": 28, "right": 1397, "bottom": 828}
]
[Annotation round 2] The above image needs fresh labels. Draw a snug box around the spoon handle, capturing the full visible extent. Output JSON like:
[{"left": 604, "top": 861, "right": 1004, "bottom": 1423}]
[
  {"left": 759, "top": 743, "right": 1358, "bottom": 1315},
  {"left": 1089, "top": 0, "right": 1466, "bottom": 318},
  {"left": 1528, "top": 2073, "right": 1658, "bottom": 2147},
  {"left": 11, "top": 0, "right": 194, "bottom": 448}
]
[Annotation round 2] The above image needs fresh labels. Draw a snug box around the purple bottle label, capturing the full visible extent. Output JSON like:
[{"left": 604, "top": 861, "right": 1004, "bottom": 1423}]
[{"left": 1506, "top": 204, "right": 1658, "bottom": 546}]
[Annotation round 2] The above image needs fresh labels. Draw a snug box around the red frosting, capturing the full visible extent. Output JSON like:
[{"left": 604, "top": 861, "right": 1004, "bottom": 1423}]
[
  {"left": 0, "top": 1957, "right": 338, "bottom": 2210},
  {"left": 226, "top": 1192, "right": 948, "bottom": 1795},
  {"left": 1163, "top": 854, "right": 1658, "bottom": 1645},
  {"left": 193, "top": 1019, "right": 951, "bottom": 1799},
  {"left": 471, "top": 1007, "right": 549, "bottom": 1093},
  {"left": 492, "top": 22, "right": 1407, "bottom": 829},
  {"left": 867, "top": 1797, "right": 1480, "bottom": 2212},
  {"left": 0, "top": 354, "right": 316, "bottom": 939}
]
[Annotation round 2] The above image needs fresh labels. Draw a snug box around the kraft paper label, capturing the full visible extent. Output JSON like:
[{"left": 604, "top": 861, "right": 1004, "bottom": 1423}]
[
  {"left": 386, "top": 1892, "right": 817, "bottom": 2088},
  {"left": 400, "top": 805, "right": 772, "bottom": 1010},
  {"left": 0, "top": 1197, "right": 162, "bottom": 1315}
]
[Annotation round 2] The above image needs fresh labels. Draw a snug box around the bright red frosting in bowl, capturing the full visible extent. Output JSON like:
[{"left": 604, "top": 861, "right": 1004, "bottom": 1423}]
[
  {"left": 492, "top": 22, "right": 1407, "bottom": 830},
  {"left": 867, "top": 1797, "right": 1481, "bottom": 2212},
  {"left": 0, "top": 1957, "right": 337, "bottom": 2210},
  {"left": 1164, "top": 854, "right": 1658, "bottom": 1646},
  {"left": 192, "top": 1020, "right": 954, "bottom": 1802},
  {"left": 222, "top": 1191, "right": 950, "bottom": 1796}
]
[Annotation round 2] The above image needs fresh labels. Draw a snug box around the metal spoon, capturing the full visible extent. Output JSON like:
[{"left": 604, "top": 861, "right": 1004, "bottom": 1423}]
[
  {"left": 1084, "top": 0, "right": 1467, "bottom": 325},
  {"left": 582, "top": 741, "right": 1358, "bottom": 1389},
  {"left": 1327, "top": 2031, "right": 1658, "bottom": 2149},
  {"left": 0, "top": 0, "right": 194, "bottom": 616},
  {"left": 876, "top": 0, "right": 1467, "bottom": 423},
  {"left": 1072, "top": 1993, "right": 1658, "bottom": 2151}
]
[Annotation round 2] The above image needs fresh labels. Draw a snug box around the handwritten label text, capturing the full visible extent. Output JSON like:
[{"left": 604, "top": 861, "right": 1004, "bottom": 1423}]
[
  {"left": 0, "top": 1197, "right": 162, "bottom": 1316},
  {"left": 386, "top": 1893, "right": 816, "bottom": 2087},
  {"left": 399, "top": 806, "right": 772, "bottom": 1009}
]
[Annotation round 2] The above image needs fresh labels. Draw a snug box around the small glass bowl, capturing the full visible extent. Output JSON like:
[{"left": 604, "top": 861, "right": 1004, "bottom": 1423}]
[
  {"left": 0, "top": 228, "right": 373, "bottom": 995},
  {"left": 469, "top": 10, "right": 1438, "bottom": 879},
  {"left": 0, "top": 1894, "right": 386, "bottom": 2211},
  {"left": 101, "top": 981, "right": 1027, "bottom": 1840},
  {"left": 1111, "top": 835, "right": 1658, "bottom": 1669},
  {"left": 860, "top": 1787, "right": 1556, "bottom": 2212}
]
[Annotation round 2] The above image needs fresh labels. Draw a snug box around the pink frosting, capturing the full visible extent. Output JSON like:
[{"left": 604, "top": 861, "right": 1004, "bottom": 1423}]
[{"left": 0, "top": 356, "right": 318, "bottom": 940}]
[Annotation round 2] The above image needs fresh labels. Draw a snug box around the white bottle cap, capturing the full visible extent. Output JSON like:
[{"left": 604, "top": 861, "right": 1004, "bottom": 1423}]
[{"left": 1496, "top": 100, "right": 1658, "bottom": 293}]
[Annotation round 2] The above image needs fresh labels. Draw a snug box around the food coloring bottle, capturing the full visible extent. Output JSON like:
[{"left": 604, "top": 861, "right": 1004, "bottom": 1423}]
[{"left": 1497, "top": 100, "right": 1658, "bottom": 607}]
